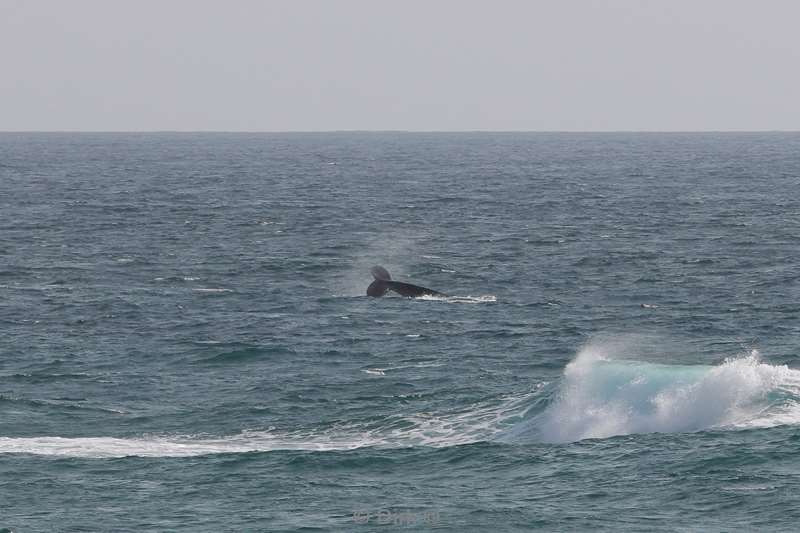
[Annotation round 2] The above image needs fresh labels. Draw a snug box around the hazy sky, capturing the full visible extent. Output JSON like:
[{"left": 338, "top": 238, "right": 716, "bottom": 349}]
[{"left": 2, "top": 0, "right": 799, "bottom": 131}]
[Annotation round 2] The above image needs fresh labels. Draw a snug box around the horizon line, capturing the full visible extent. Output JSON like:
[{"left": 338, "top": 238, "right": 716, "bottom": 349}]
[{"left": 1, "top": 129, "right": 799, "bottom": 134}]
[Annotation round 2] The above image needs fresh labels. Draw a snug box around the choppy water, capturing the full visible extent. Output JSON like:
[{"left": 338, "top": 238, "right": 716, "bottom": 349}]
[{"left": 2, "top": 132, "right": 800, "bottom": 531}]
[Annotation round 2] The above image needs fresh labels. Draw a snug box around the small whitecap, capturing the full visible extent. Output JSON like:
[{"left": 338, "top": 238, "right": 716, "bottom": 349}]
[
  {"left": 418, "top": 294, "right": 497, "bottom": 304},
  {"left": 192, "top": 288, "right": 232, "bottom": 293}
]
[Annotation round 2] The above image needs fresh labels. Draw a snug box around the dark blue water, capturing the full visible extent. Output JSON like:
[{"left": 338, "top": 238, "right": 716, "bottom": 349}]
[{"left": 2, "top": 133, "right": 800, "bottom": 531}]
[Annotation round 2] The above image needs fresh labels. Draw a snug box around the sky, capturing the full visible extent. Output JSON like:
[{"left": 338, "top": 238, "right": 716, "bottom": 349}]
[{"left": 1, "top": 0, "right": 799, "bottom": 131}]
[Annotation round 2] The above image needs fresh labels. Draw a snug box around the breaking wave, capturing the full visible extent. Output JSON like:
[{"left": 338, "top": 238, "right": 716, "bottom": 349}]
[
  {"left": 512, "top": 341, "right": 800, "bottom": 443},
  {"left": 4, "top": 338, "right": 799, "bottom": 457}
]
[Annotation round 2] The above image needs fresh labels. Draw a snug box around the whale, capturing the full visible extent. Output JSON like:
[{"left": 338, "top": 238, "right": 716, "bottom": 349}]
[{"left": 367, "top": 266, "right": 446, "bottom": 298}]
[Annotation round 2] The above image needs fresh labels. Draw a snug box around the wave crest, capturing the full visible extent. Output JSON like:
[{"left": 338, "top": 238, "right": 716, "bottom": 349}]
[{"left": 529, "top": 343, "right": 800, "bottom": 443}]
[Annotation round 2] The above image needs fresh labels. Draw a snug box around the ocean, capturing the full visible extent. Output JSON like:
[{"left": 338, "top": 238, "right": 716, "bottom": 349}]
[{"left": 1, "top": 132, "right": 799, "bottom": 531}]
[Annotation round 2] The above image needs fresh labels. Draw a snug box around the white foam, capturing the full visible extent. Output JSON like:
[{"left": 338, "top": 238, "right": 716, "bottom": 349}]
[
  {"left": 0, "top": 435, "right": 310, "bottom": 458},
  {"left": 0, "top": 393, "right": 533, "bottom": 458},
  {"left": 416, "top": 294, "right": 497, "bottom": 304},
  {"left": 192, "top": 288, "right": 232, "bottom": 293},
  {"left": 536, "top": 343, "right": 800, "bottom": 443},
  {"left": 363, "top": 362, "right": 444, "bottom": 374}
]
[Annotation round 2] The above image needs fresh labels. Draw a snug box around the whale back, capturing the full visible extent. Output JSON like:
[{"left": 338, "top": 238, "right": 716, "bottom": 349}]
[{"left": 385, "top": 280, "right": 444, "bottom": 298}]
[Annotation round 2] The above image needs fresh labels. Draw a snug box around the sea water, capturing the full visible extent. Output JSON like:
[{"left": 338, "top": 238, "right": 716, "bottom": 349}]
[{"left": 1, "top": 132, "right": 800, "bottom": 531}]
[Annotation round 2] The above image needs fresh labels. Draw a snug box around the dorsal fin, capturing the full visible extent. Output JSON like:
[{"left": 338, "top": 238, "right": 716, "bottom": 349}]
[{"left": 371, "top": 266, "right": 391, "bottom": 281}]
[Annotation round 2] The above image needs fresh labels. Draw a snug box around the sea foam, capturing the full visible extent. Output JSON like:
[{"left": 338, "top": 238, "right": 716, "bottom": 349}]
[
  {"left": 0, "top": 393, "right": 531, "bottom": 458},
  {"left": 534, "top": 342, "right": 800, "bottom": 443}
]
